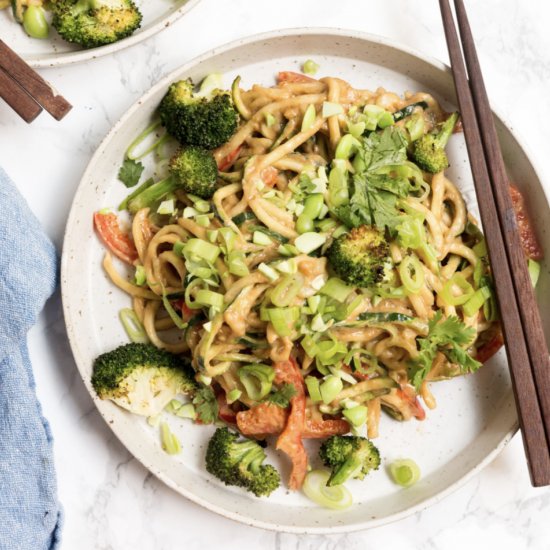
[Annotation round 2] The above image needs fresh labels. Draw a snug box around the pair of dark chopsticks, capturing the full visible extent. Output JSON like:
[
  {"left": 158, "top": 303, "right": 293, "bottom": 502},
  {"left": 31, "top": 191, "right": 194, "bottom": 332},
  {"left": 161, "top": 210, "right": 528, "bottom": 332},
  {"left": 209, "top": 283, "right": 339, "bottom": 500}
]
[
  {"left": 0, "top": 39, "right": 72, "bottom": 122},
  {"left": 439, "top": 0, "right": 550, "bottom": 486}
]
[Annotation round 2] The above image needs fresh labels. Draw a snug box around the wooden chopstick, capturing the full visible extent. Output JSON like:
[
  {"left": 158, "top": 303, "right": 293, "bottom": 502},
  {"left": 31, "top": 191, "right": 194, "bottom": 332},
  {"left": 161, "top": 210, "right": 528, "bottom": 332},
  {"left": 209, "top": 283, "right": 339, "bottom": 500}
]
[
  {"left": 0, "top": 39, "right": 72, "bottom": 122},
  {"left": 0, "top": 66, "right": 42, "bottom": 123},
  {"left": 439, "top": 0, "right": 550, "bottom": 486}
]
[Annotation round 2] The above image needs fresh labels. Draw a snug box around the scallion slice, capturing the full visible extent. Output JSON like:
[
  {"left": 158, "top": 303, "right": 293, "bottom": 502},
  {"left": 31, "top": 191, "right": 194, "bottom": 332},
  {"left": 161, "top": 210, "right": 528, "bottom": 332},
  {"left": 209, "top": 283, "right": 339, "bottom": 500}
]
[
  {"left": 301, "top": 104, "right": 316, "bottom": 132},
  {"left": 302, "top": 59, "right": 320, "bottom": 75},
  {"left": 322, "top": 101, "right": 344, "bottom": 118},
  {"left": 294, "top": 232, "right": 326, "bottom": 254},
  {"left": 119, "top": 308, "right": 149, "bottom": 343},
  {"left": 305, "top": 376, "right": 322, "bottom": 403},
  {"left": 320, "top": 375, "right": 343, "bottom": 404},
  {"left": 160, "top": 421, "right": 181, "bottom": 455},
  {"left": 389, "top": 459, "right": 421, "bottom": 487},
  {"left": 302, "top": 470, "right": 353, "bottom": 510}
]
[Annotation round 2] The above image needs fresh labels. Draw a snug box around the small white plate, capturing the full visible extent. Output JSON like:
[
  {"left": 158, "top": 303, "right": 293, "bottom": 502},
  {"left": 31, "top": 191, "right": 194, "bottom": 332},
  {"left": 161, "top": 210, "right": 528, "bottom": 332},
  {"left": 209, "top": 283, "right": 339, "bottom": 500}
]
[
  {"left": 0, "top": 0, "right": 201, "bottom": 68},
  {"left": 61, "top": 29, "right": 549, "bottom": 533}
]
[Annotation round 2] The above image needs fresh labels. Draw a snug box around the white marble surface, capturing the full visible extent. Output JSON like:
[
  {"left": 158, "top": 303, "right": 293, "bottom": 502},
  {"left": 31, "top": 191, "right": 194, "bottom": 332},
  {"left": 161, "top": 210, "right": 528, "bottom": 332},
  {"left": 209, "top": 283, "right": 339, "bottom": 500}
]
[{"left": 1, "top": 0, "right": 550, "bottom": 548}]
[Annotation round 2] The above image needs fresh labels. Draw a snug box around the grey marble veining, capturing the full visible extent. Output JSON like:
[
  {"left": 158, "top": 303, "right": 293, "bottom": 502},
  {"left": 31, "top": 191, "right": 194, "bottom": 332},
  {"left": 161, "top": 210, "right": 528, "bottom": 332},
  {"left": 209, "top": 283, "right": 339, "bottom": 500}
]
[{"left": 2, "top": 0, "right": 549, "bottom": 548}]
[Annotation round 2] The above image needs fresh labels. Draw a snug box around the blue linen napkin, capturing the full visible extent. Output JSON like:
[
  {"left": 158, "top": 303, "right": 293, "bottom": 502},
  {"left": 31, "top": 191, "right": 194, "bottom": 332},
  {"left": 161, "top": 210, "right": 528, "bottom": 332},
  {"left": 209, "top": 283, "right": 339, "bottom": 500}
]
[{"left": 0, "top": 167, "right": 62, "bottom": 550}]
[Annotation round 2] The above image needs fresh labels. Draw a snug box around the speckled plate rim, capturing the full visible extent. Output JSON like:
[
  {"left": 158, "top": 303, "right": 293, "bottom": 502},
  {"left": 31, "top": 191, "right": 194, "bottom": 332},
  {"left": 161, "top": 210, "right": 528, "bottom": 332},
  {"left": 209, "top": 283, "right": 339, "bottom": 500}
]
[
  {"left": 21, "top": 0, "right": 201, "bottom": 68},
  {"left": 61, "top": 27, "right": 548, "bottom": 534}
]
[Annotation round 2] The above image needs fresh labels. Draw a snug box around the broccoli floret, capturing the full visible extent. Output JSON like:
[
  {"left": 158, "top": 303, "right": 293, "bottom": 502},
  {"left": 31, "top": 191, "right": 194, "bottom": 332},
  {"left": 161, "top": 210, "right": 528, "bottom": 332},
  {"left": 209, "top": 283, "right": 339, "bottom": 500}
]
[
  {"left": 411, "top": 112, "right": 459, "bottom": 173},
  {"left": 327, "top": 225, "right": 392, "bottom": 288},
  {"left": 126, "top": 146, "right": 218, "bottom": 213},
  {"left": 159, "top": 79, "right": 239, "bottom": 149},
  {"left": 51, "top": 0, "right": 142, "bottom": 49},
  {"left": 205, "top": 427, "right": 281, "bottom": 497},
  {"left": 91, "top": 343, "right": 197, "bottom": 416},
  {"left": 319, "top": 435, "right": 381, "bottom": 486}
]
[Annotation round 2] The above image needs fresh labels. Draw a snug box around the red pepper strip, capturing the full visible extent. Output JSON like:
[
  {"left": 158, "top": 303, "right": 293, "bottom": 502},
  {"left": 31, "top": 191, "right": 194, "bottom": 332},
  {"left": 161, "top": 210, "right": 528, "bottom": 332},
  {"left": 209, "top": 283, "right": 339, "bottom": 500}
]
[
  {"left": 217, "top": 145, "right": 242, "bottom": 172},
  {"left": 277, "top": 71, "right": 318, "bottom": 84},
  {"left": 274, "top": 359, "right": 308, "bottom": 490},
  {"left": 93, "top": 211, "right": 138, "bottom": 265},
  {"left": 397, "top": 386, "right": 426, "bottom": 421},
  {"left": 476, "top": 330, "right": 505, "bottom": 364}
]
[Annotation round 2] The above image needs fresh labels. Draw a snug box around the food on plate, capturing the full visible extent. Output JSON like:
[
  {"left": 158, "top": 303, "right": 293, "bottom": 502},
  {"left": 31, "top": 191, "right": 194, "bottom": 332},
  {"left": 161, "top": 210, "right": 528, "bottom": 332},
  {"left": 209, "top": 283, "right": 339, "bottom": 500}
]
[
  {"left": 2, "top": 0, "right": 142, "bottom": 47},
  {"left": 91, "top": 67, "right": 541, "bottom": 505}
]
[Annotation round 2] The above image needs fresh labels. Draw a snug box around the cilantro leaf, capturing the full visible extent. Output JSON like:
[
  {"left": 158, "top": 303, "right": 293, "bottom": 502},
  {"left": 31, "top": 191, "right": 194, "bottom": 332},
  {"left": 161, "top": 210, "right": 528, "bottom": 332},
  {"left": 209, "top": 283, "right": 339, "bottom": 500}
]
[
  {"left": 409, "top": 312, "right": 481, "bottom": 390},
  {"left": 265, "top": 383, "right": 297, "bottom": 408},
  {"left": 118, "top": 158, "right": 145, "bottom": 188},
  {"left": 192, "top": 386, "right": 218, "bottom": 424}
]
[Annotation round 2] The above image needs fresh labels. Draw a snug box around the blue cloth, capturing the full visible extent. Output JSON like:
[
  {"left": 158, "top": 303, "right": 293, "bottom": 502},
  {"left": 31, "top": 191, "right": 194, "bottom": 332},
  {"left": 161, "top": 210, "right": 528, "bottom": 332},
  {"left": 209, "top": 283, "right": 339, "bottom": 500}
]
[{"left": 0, "top": 167, "right": 62, "bottom": 550}]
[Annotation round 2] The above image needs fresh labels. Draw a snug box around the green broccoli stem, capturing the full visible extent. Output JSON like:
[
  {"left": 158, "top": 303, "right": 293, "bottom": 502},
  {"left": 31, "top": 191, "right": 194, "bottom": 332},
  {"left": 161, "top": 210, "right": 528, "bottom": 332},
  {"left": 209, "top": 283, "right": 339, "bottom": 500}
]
[
  {"left": 128, "top": 176, "right": 177, "bottom": 214},
  {"left": 230, "top": 441, "right": 265, "bottom": 473},
  {"left": 327, "top": 456, "right": 364, "bottom": 486},
  {"left": 434, "top": 112, "right": 459, "bottom": 148}
]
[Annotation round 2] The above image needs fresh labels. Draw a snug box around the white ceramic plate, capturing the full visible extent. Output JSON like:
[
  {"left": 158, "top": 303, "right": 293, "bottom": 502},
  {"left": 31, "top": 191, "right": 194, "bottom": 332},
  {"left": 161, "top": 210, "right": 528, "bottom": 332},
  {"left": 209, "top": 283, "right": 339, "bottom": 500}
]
[
  {"left": 1, "top": 0, "right": 201, "bottom": 68},
  {"left": 61, "top": 29, "right": 550, "bottom": 533}
]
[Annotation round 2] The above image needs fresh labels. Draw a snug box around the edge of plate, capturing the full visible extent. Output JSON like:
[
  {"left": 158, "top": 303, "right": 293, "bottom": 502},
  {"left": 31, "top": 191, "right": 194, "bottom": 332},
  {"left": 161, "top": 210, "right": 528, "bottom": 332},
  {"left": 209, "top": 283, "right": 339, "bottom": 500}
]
[
  {"left": 26, "top": 0, "right": 201, "bottom": 69},
  {"left": 61, "top": 27, "right": 541, "bottom": 534}
]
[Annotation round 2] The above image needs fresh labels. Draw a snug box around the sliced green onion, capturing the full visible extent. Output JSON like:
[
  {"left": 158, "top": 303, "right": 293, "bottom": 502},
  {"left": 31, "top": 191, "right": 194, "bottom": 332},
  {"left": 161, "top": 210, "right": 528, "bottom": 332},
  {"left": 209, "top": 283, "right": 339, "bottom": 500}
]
[
  {"left": 173, "top": 241, "right": 185, "bottom": 257},
  {"left": 328, "top": 160, "right": 349, "bottom": 207},
  {"left": 134, "top": 265, "right": 147, "bottom": 286},
  {"left": 389, "top": 459, "right": 421, "bottom": 487},
  {"left": 440, "top": 273, "right": 475, "bottom": 306},
  {"left": 249, "top": 225, "right": 288, "bottom": 244},
  {"left": 322, "top": 102, "right": 344, "bottom": 118},
  {"left": 278, "top": 243, "right": 299, "bottom": 257},
  {"left": 197, "top": 72, "right": 223, "bottom": 97},
  {"left": 253, "top": 231, "right": 273, "bottom": 246},
  {"left": 405, "top": 113, "right": 425, "bottom": 141},
  {"left": 296, "top": 214, "right": 314, "bottom": 234},
  {"left": 463, "top": 286, "right": 491, "bottom": 317},
  {"left": 226, "top": 389, "right": 242, "bottom": 404},
  {"left": 218, "top": 227, "right": 237, "bottom": 253},
  {"left": 162, "top": 294, "right": 188, "bottom": 329},
  {"left": 265, "top": 113, "right": 276, "bottom": 127},
  {"left": 363, "top": 104, "right": 386, "bottom": 130},
  {"left": 264, "top": 306, "right": 300, "bottom": 337},
  {"left": 274, "top": 258, "right": 297, "bottom": 274},
  {"left": 303, "top": 59, "right": 320, "bottom": 75},
  {"left": 343, "top": 405, "right": 368, "bottom": 426},
  {"left": 398, "top": 255, "right": 425, "bottom": 295},
  {"left": 193, "top": 199, "right": 210, "bottom": 213},
  {"left": 316, "top": 340, "right": 347, "bottom": 366},
  {"left": 302, "top": 193, "right": 325, "bottom": 219},
  {"left": 184, "top": 278, "right": 205, "bottom": 311},
  {"left": 195, "top": 214, "right": 211, "bottom": 227},
  {"left": 317, "top": 218, "right": 338, "bottom": 232},
  {"left": 295, "top": 232, "right": 326, "bottom": 254},
  {"left": 347, "top": 121, "right": 366, "bottom": 138},
  {"left": 473, "top": 238, "right": 487, "bottom": 257},
  {"left": 258, "top": 262, "right": 280, "bottom": 282},
  {"left": 377, "top": 111, "right": 394, "bottom": 128},
  {"left": 147, "top": 414, "right": 161, "bottom": 427},
  {"left": 195, "top": 289, "right": 224, "bottom": 310},
  {"left": 334, "top": 133, "right": 360, "bottom": 160},
  {"left": 231, "top": 75, "right": 252, "bottom": 120},
  {"left": 125, "top": 121, "right": 163, "bottom": 160},
  {"left": 528, "top": 259, "right": 541, "bottom": 288},
  {"left": 166, "top": 400, "right": 196, "bottom": 420},
  {"left": 301, "top": 104, "right": 317, "bottom": 132},
  {"left": 207, "top": 229, "right": 219, "bottom": 243},
  {"left": 303, "top": 470, "right": 353, "bottom": 510},
  {"left": 319, "top": 277, "right": 354, "bottom": 303},
  {"left": 157, "top": 199, "right": 175, "bottom": 215},
  {"left": 119, "top": 308, "right": 149, "bottom": 343},
  {"left": 305, "top": 376, "right": 322, "bottom": 402},
  {"left": 271, "top": 274, "right": 304, "bottom": 307},
  {"left": 320, "top": 375, "right": 343, "bottom": 404},
  {"left": 238, "top": 363, "right": 275, "bottom": 400},
  {"left": 183, "top": 206, "right": 198, "bottom": 218},
  {"left": 227, "top": 250, "right": 249, "bottom": 277},
  {"left": 183, "top": 239, "right": 221, "bottom": 263},
  {"left": 307, "top": 295, "right": 321, "bottom": 314},
  {"left": 160, "top": 422, "right": 181, "bottom": 455}
]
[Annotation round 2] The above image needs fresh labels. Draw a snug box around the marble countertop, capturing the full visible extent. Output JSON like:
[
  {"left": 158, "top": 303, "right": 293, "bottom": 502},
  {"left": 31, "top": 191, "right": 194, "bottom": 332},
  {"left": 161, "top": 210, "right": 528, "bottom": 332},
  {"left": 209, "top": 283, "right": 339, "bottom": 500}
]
[{"left": 1, "top": 0, "right": 549, "bottom": 548}]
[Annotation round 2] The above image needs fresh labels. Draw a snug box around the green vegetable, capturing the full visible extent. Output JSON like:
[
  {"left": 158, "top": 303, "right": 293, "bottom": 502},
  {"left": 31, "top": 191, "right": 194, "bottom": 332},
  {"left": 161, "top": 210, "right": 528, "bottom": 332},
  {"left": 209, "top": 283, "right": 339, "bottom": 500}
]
[
  {"left": 265, "top": 383, "right": 297, "bottom": 408},
  {"left": 118, "top": 177, "right": 154, "bottom": 211},
  {"left": 398, "top": 255, "right": 425, "bottom": 294},
  {"left": 192, "top": 386, "right": 218, "bottom": 424},
  {"left": 159, "top": 79, "right": 239, "bottom": 149},
  {"left": 302, "top": 470, "right": 352, "bottom": 510},
  {"left": 119, "top": 308, "right": 149, "bottom": 343},
  {"left": 528, "top": 259, "right": 541, "bottom": 288},
  {"left": 305, "top": 376, "right": 322, "bottom": 402},
  {"left": 357, "top": 312, "right": 414, "bottom": 324},
  {"left": 23, "top": 5, "right": 49, "bottom": 38},
  {"left": 125, "top": 120, "right": 164, "bottom": 160},
  {"left": 126, "top": 146, "right": 218, "bottom": 212},
  {"left": 231, "top": 75, "right": 251, "bottom": 120},
  {"left": 205, "top": 427, "right": 281, "bottom": 497},
  {"left": 389, "top": 458, "right": 421, "bottom": 487},
  {"left": 411, "top": 112, "right": 459, "bottom": 173},
  {"left": 294, "top": 231, "right": 326, "bottom": 254},
  {"left": 302, "top": 59, "right": 320, "bottom": 75},
  {"left": 51, "top": 0, "right": 142, "bottom": 48},
  {"left": 160, "top": 421, "right": 181, "bottom": 455},
  {"left": 319, "top": 277, "right": 354, "bottom": 302},
  {"left": 327, "top": 225, "right": 392, "bottom": 288},
  {"left": 319, "top": 375, "right": 343, "bottom": 404},
  {"left": 91, "top": 343, "right": 197, "bottom": 416},
  {"left": 319, "top": 435, "right": 381, "bottom": 486},
  {"left": 238, "top": 363, "right": 275, "bottom": 400},
  {"left": 462, "top": 286, "right": 491, "bottom": 317},
  {"left": 296, "top": 214, "right": 314, "bottom": 234},
  {"left": 166, "top": 400, "right": 196, "bottom": 420},
  {"left": 118, "top": 158, "right": 144, "bottom": 188},
  {"left": 408, "top": 312, "right": 481, "bottom": 390},
  {"left": 392, "top": 101, "right": 428, "bottom": 122},
  {"left": 301, "top": 104, "right": 316, "bottom": 132},
  {"left": 342, "top": 405, "right": 368, "bottom": 427},
  {"left": 440, "top": 273, "right": 474, "bottom": 306},
  {"left": 322, "top": 102, "right": 344, "bottom": 118}
]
